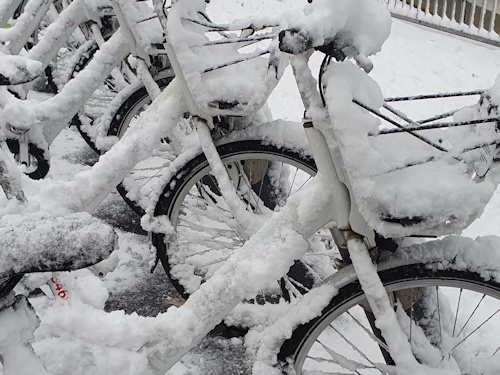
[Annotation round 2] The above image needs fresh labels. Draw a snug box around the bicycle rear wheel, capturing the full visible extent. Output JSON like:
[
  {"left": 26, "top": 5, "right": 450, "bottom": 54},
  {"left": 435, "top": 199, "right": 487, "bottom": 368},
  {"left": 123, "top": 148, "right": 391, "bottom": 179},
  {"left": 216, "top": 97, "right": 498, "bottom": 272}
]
[
  {"left": 278, "top": 264, "right": 500, "bottom": 374},
  {"left": 151, "top": 140, "right": 338, "bottom": 321}
]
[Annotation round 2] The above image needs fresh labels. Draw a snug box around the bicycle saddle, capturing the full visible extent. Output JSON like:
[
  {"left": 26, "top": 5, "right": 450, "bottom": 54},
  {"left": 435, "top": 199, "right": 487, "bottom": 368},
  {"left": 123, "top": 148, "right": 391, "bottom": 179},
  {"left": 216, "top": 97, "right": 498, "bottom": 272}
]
[
  {"left": 0, "top": 212, "right": 116, "bottom": 279},
  {"left": 0, "top": 54, "right": 42, "bottom": 86}
]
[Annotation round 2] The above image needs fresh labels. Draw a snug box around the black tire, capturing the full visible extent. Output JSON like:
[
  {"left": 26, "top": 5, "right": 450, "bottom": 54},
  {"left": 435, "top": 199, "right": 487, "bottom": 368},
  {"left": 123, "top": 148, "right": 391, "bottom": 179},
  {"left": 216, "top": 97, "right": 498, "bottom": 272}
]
[
  {"left": 107, "top": 76, "right": 174, "bottom": 215},
  {"left": 151, "top": 140, "right": 338, "bottom": 314},
  {"left": 68, "top": 40, "right": 140, "bottom": 152},
  {"left": 107, "top": 77, "right": 173, "bottom": 138},
  {"left": 278, "top": 264, "right": 500, "bottom": 374},
  {"left": 6, "top": 139, "right": 50, "bottom": 180}
]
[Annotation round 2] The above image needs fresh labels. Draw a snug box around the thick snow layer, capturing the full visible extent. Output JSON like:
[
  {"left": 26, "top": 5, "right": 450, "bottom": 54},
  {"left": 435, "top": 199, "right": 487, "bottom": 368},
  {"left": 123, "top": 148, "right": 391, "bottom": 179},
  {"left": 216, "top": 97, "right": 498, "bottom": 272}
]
[{"left": 281, "top": 0, "right": 392, "bottom": 57}]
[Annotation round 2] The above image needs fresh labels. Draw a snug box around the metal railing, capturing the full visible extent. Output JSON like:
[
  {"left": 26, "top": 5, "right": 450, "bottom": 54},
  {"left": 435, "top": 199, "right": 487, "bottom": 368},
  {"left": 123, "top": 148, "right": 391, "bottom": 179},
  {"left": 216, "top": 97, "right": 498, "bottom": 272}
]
[{"left": 382, "top": 0, "right": 500, "bottom": 46}]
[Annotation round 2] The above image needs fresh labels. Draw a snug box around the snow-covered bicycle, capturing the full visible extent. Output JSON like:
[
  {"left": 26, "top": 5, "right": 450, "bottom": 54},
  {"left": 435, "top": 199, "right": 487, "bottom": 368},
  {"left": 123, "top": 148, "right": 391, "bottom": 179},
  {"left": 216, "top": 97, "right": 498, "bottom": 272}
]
[
  {"left": 3, "top": 0, "right": 500, "bottom": 374},
  {"left": 0, "top": 0, "right": 174, "bottom": 180}
]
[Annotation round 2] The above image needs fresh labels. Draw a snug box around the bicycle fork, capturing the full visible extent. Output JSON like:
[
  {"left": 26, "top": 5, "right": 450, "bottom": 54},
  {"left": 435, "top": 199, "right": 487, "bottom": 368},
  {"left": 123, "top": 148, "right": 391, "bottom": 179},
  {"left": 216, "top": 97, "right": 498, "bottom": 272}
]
[{"left": 303, "top": 123, "right": 428, "bottom": 373}]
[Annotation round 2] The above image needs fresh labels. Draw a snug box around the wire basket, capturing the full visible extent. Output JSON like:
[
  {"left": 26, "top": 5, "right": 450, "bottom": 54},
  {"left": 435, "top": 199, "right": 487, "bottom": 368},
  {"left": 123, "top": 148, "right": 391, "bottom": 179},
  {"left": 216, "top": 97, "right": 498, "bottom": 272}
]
[
  {"left": 336, "top": 82, "right": 500, "bottom": 238},
  {"left": 165, "top": 0, "right": 286, "bottom": 116}
]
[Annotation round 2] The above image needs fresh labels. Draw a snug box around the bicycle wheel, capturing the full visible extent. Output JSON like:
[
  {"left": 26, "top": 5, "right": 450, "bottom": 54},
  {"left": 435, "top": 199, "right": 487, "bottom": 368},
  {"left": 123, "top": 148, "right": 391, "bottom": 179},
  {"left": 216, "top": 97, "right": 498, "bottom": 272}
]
[
  {"left": 6, "top": 139, "right": 49, "bottom": 180},
  {"left": 106, "top": 75, "right": 174, "bottom": 214},
  {"left": 69, "top": 40, "right": 137, "bottom": 152},
  {"left": 151, "top": 140, "right": 338, "bottom": 311},
  {"left": 278, "top": 264, "right": 500, "bottom": 374}
]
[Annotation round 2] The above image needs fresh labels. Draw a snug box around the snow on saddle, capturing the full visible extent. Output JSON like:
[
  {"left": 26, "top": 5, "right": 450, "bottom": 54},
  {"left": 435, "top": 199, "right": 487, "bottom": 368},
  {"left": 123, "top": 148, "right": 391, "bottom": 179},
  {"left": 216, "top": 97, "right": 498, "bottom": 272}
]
[
  {"left": 0, "top": 212, "right": 116, "bottom": 279},
  {"left": 0, "top": 54, "right": 42, "bottom": 86}
]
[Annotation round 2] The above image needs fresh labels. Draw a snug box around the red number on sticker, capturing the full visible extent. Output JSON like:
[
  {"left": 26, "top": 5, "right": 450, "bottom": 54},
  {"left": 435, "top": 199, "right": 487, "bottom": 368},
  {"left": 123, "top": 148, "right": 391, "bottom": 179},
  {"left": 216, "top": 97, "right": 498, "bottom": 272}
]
[
  {"left": 50, "top": 278, "right": 68, "bottom": 298},
  {"left": 58, "top": 290, "right": 68, "bottom": 298}
]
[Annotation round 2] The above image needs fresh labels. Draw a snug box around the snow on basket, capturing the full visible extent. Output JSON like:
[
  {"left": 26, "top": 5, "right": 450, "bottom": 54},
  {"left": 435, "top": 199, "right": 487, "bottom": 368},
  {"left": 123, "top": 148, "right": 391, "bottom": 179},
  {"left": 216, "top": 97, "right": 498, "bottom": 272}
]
[
  {"left": 165, "top": 0, "right": 287, "bottom": 116},
  {"left": 324, "top": 63, "right": 500, "bottom": 238}
]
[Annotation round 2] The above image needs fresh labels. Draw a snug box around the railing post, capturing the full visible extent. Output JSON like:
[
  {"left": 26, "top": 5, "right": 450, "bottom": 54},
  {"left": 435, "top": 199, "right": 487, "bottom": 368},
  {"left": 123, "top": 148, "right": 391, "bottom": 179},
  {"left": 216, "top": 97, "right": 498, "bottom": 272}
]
[
  {"left": 382, "top": 0, "right": 500, "bottom": 46},
  {"left": 491, "top": 0, "right": 499, "bottom": 33}
]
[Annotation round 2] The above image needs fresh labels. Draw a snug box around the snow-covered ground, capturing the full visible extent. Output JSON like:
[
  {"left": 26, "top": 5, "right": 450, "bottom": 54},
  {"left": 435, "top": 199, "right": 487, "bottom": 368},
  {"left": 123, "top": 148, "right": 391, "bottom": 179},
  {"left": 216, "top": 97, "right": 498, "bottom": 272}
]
[{"left": 2, "top": 0, "right": 500, "bottom": 374}]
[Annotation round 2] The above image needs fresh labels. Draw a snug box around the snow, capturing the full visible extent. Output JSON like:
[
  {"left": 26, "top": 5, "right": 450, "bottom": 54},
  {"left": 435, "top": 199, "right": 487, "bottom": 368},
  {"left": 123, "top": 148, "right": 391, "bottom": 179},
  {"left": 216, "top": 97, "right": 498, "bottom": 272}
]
[
  {"left": 322, "top": 59, "right": 500, "bottom": 237},
  {"left": 2, "top": 0, "right": 500, "bottom": 374},
  {"left": 0, "top": 54, "right": 42, "bottom": 85},
  {"left": 282, "top": 0, "right": 392, "bottom": 57},
  {"left": 165, "top": 0, "right": 287, "bottom": 116}
]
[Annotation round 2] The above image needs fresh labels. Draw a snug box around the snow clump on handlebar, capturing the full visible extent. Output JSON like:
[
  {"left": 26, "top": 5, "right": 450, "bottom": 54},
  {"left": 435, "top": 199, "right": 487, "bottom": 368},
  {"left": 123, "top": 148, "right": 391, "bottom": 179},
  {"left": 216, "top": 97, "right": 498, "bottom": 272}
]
[{"left": 283, "top": 0, "right": 392, "bottom": 57}]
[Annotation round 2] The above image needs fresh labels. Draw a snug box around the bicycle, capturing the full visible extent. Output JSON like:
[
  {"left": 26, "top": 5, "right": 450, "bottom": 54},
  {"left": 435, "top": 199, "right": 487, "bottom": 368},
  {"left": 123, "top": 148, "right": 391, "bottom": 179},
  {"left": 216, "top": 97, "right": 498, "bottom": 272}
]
[
  {"left": 0, "top": 0, "right": 180, "bottom": 219},
  {"left": 2, "top": 0, "right": 331, "bottom": 332},
  {"left": 0, "top": 0, "right": 173, "bottom": 181},
  {"left": 2, "top": 0, "right": 500, "bottom": 374},
  {"left": 144, "top": 0, "right": 500, "bottom": 372}
]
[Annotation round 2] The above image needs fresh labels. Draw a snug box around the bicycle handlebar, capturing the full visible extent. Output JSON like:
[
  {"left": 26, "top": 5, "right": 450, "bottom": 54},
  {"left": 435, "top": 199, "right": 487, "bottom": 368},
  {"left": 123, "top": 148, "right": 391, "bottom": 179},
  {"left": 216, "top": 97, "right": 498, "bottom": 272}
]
[{"left": 278, "top": 27, "right": 373, "bottom": 73}]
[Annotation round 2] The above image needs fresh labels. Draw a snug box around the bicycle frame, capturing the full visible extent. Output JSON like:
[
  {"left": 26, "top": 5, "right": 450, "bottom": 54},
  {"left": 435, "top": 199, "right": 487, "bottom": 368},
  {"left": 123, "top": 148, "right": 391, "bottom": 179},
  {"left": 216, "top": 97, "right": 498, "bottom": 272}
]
[
  {"left": 0, "top": 0, "right": 24, "bottom": 29},
  {"left": 2, "top": 2, "right": 419, "bottom": 373},
  {"left": 0, "top": 0, "right": 165, "bottom": 161},
  {"left": 0, "top": 0, "right": 52, "bottom": 55}
]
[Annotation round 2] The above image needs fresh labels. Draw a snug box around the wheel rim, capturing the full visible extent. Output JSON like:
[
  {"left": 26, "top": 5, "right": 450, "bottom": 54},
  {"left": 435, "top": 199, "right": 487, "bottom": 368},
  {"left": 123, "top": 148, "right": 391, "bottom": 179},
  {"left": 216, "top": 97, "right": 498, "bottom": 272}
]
[
  {"left": 163, "top": 149, "right": 339, "bottom": 315},
  {"left": 292, "top": 276, "right": 500, "bottom": 374}
]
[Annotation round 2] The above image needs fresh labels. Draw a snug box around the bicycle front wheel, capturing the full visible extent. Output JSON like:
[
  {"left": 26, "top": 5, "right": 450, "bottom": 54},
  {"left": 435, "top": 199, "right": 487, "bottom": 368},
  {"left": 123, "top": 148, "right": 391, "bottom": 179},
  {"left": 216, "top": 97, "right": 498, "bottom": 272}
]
[
  {"left": 152, "top": 140, "right": 338, "bottom": 313},
  {"left": 278, "top": 264, "right": 500, "bottom": 374}
]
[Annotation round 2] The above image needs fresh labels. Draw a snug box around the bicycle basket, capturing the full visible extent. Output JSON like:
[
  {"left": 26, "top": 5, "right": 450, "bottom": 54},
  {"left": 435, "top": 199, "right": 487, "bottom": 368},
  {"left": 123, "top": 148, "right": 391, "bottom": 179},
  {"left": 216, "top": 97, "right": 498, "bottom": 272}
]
[
  {"left": 165, "top": 0, "right": 286, "bottom": 116},
  {"left": 324, "top": 62, "right": 500, "bottom": 238}
]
